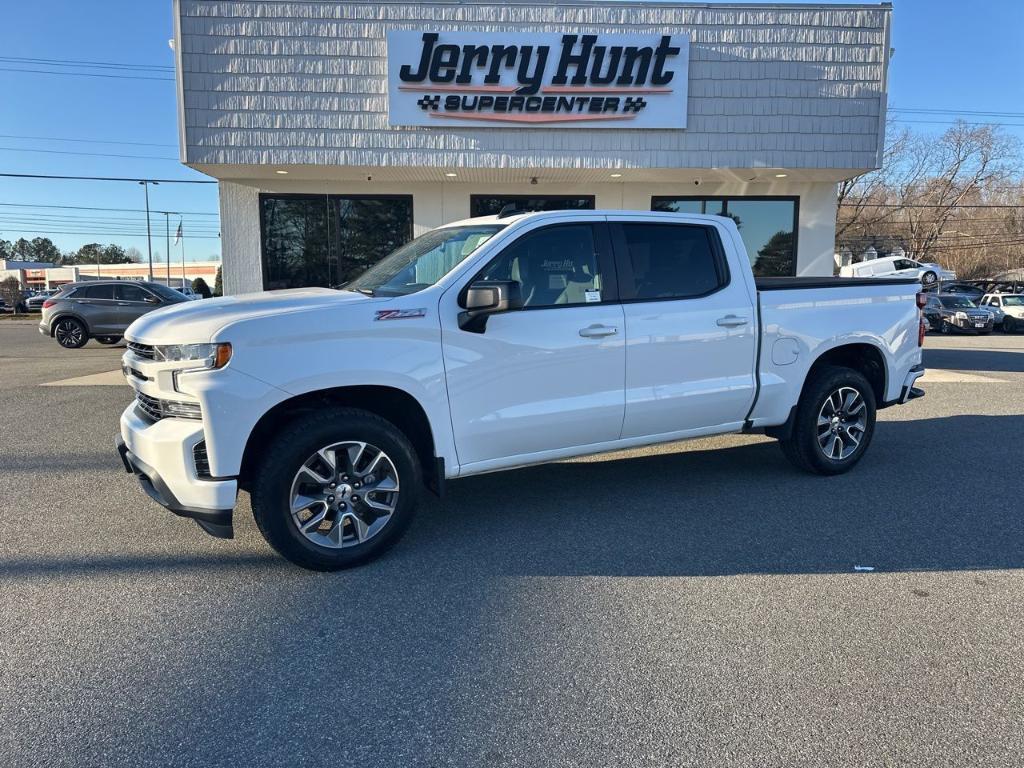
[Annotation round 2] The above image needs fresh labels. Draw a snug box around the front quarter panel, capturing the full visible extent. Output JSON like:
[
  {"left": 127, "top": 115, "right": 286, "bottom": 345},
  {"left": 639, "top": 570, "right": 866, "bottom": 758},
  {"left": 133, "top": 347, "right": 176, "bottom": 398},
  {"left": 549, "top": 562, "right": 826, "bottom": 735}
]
[{"left": 210, "top": 296, "right": 456, "bottom": 476}]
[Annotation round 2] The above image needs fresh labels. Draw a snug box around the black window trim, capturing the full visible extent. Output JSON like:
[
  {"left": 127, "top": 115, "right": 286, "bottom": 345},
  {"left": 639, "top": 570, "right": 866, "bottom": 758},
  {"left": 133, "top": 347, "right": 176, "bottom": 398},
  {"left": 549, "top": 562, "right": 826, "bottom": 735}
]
[
  {"left": 469, "top": 194, "right": 596, "bottom": 218},
  {"left": 650, "top": 194, "right": 800, "bottom": 278},
  {"left": 609, "top": 220, "right": 732, "bottom": 304},
  {"left": 258, "top": 192, "right": 415, "bottom": 291},
  {"left": 461, "top": 221, "right": 619, "bottom": 312}
]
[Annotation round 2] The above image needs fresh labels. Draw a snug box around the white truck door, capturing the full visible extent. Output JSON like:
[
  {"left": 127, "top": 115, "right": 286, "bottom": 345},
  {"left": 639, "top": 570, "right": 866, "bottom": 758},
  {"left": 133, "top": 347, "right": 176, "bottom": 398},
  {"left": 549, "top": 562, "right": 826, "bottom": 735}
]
[
  {"left": 440, "top": 222, "right": 626, "bottom": 468},
  {"left": 610, "top": 219, "right": 758, "bottom": 439}
]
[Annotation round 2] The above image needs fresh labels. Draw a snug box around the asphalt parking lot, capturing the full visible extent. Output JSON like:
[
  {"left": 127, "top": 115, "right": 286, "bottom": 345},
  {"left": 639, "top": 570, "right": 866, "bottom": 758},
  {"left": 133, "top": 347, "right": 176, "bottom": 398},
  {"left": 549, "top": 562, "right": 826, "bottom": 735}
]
[{"left": 1, "top": 319, "right": 1023, "bottom": 767}]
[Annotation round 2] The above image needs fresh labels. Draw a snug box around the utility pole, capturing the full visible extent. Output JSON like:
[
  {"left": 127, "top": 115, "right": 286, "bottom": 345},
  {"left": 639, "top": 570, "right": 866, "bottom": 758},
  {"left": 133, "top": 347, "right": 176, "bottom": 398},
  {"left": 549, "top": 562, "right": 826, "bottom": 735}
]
[{"left": 139, "top": 180, "right": 159, "bottom": 281}]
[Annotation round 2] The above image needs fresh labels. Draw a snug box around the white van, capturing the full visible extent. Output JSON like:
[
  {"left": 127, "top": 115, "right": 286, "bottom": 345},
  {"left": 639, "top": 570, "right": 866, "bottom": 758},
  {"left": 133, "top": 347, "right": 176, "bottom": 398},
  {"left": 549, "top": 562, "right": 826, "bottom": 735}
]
[{"left": 840, "top": 256, "right": 955, "bottom": 285}]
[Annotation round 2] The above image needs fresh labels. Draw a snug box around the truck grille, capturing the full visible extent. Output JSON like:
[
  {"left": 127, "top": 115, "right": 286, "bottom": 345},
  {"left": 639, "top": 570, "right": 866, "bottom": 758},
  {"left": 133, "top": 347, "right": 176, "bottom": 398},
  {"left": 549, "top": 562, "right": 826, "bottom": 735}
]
[
  {"left": 135, "top": 392, "right": 164, "bottom": 421},
  {"left": 134, "top": 392, "right": 202, "bottom": 422},
  {"left": 127, "top": 342, "right": 156, "bottom": 360},
  {"left": 193, "top": 441, "right": 211, "bottom": 478}
]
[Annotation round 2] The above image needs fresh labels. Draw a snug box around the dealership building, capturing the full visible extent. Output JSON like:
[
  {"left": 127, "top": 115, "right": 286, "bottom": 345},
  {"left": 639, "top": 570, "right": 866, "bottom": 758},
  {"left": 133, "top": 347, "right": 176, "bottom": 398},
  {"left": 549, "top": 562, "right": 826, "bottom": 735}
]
[{"left": 172, "top": 0, "right": 892, "bottom": 294}]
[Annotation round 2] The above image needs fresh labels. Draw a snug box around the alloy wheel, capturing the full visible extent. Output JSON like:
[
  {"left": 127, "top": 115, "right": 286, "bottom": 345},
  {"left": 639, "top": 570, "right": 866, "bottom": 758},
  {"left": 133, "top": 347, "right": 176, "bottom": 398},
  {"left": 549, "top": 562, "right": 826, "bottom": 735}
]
[
  {"left": 288, "top": 441, "right": 400, "bottom": 549},
  {"left": 55, "top": 320, "right": 83, "bottom": 348},
  {"left": 816, "top": 386, "right": 867, "bottom": 461}
]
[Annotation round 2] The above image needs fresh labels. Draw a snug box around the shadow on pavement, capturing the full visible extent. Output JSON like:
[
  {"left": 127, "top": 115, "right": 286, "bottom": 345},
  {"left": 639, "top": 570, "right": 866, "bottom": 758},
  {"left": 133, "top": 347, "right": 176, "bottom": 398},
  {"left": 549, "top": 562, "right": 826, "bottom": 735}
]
[
  {"left": 5, "top": 414, "right": 1021, "bottom": 581},
  {"left": 923, "top": 345, "right": 1024, "bottom": 373}
]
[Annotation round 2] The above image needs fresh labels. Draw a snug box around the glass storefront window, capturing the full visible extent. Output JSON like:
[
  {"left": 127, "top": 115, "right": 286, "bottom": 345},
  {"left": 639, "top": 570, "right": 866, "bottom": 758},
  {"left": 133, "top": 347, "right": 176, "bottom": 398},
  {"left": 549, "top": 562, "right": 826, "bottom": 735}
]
[
  {"left": 651, "top": 196, "right": 798, "bottom": 276},
  {"left": 260, "top": 195, "right": 413, "bottom": 290},
  {"left": 470, "top": 195, "right": 595, "bottom": 218}
]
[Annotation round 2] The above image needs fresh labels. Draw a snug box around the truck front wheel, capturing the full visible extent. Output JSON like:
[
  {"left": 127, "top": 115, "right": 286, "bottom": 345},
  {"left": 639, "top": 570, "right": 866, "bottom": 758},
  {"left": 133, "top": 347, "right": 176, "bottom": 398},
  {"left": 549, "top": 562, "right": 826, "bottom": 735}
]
[
  {"left": 778, "top": 366, "right": 877, "bottom": 475},
  {"left": 251, "top": 407, "right": 422, "bottom": 570}
]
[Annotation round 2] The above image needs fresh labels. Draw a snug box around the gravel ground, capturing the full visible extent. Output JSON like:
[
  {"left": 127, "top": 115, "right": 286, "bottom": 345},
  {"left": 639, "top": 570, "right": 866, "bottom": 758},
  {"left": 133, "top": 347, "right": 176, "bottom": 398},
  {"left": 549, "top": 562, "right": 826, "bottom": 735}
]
[{"left": 1, "top": 322, "right": 1022, "bottom": 767}]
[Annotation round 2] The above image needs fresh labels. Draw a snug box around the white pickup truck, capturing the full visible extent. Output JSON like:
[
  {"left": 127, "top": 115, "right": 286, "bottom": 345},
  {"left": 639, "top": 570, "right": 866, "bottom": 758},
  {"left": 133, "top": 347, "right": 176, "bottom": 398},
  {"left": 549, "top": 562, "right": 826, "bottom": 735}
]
[{"left": 116, "top": 210, "right": 926, "bottom": 570}]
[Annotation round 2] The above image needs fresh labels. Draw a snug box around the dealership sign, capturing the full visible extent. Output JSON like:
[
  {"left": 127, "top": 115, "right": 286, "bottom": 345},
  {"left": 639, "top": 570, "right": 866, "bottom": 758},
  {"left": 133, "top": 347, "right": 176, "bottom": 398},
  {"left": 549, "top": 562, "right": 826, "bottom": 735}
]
[{"left": 387, "top": 31, "right": 689, "bottom": 129}]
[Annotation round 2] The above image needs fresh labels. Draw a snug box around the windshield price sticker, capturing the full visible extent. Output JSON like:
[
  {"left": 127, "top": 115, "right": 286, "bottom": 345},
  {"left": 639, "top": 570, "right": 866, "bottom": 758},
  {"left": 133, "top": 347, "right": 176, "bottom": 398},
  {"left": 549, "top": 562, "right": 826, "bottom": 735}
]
[{"left": 584, "top": 290, "right": 602, "bottom": 303}]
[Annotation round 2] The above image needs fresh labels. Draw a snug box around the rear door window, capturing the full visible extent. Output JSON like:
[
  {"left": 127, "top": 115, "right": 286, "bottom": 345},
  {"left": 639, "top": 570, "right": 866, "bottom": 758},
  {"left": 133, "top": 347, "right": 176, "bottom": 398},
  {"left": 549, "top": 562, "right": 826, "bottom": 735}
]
[
  {"left": 81, "top": 284, "right": 115, "bottom": 300},
  {"left": 613, "top": 223, "right": 727, "bottom": 300}
]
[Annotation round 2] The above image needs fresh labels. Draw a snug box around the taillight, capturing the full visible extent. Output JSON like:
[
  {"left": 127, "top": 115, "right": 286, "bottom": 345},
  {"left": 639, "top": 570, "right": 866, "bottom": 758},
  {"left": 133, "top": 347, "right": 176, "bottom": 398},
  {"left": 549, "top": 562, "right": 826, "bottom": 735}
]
[
  {"left": 42, "top": 299, "right": 55, "bottom": 309},
  {"left": 916, "top": 292, "right": 928, "bottom": 309},
  {"left": 918, "top": 317, "right": 926, "bottom": 347}
]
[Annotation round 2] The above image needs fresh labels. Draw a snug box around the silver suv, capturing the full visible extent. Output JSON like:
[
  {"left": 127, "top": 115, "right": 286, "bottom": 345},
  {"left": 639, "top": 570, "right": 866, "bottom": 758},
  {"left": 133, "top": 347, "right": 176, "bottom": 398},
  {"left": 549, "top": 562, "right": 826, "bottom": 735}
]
[{"left": 38, "top": 281, "right": 188, "bottom": 349}]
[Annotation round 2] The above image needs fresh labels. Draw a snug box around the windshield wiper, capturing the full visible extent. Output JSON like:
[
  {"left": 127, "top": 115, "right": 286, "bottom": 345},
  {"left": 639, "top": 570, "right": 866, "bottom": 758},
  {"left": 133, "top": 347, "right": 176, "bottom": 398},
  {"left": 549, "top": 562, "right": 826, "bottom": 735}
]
[{"left": 352, "top": 287, "right": 375, "bottom": 296}]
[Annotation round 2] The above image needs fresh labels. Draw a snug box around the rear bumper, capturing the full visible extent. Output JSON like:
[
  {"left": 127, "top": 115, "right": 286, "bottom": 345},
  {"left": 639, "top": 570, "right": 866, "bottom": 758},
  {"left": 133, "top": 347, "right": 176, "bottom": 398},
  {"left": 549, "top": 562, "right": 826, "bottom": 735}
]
[
  {"left": 117, "top": 404, "right": 237, "bottom": 538},
  {"left": 898, "top": 364, "right": 925, "bottom": 405}
]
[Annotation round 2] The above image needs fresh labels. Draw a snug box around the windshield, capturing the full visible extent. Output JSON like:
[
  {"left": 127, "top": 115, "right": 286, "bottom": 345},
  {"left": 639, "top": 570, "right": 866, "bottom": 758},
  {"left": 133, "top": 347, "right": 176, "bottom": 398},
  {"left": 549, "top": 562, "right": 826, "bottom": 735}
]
[
  {"left": 346, "top": 225, "right": 504, "bottom": 297},
  {"left": 1001, "top": 296, "right": 1024, "bottom": 306},
  {"left": 940, "top": 296, "right": 976, "bottom": 309}
]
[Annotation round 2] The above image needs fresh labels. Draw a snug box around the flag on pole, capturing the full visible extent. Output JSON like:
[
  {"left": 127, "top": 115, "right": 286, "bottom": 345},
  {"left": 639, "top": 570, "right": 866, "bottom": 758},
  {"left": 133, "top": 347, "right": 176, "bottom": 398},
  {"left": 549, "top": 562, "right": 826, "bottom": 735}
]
[{"left": 174, "top": 221, "right": 183, "bottom": 246}]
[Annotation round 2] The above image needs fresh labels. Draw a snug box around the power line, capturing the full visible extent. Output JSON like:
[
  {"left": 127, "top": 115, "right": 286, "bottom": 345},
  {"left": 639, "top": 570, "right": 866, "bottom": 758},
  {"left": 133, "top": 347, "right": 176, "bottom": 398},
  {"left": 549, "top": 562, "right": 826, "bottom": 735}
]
[
  {"left": 0, "top": 228, "right": 221, "bottom": 240},
  {"left": 0, "top": 133, "right": 177, "bottom": 148},
  {"left": 0, "top": 66, "right": 174, "bottom": 82},
  {"left": 0, "top": 202, "right": 219, "bottom": 216},
  {"left": 0, "top": 55, "right": 173, "bottom": 71},
  {"left": 0, "top": 146, "right": 179, "bottom": 161},
  {"left": 0, "top": 173, "right": 215, "bottom": 184},
  {"left": 891, "top": 108, "right": 1024, "bottom": 118}
]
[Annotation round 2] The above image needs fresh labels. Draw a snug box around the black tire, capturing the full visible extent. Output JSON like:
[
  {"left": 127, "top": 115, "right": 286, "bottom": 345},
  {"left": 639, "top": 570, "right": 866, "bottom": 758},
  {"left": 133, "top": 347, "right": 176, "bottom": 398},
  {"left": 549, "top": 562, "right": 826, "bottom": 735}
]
[
  {"left": 778, "top": 365, "right": 877, "bottom": 476},
  {"left": 940, "top": 320, "right": 952, "bottom": 334},
  {"left": 96, "top": 335, "right": 122, "bottom": 345},
  {"left": 53, "top": 317, "right": 88, "bottom": 349},
  {"left": 251, "top": 407, "right": 422, "bottom": 571},
  {"left": 1004, "top": 317, "right": 1017, "bottom": 334},
  {"left": 921, "top": 271, "right": 937, "bottom": 286}
]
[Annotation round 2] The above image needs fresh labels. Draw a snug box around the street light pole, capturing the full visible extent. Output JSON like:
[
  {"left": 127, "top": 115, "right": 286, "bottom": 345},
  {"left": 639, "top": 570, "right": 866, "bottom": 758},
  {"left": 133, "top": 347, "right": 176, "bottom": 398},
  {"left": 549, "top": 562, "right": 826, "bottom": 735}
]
[
  {"left": 139, "top": 180, "right": 159, "bottom": 281},
  {"left": 164, "top": 212, "right": 171, "bottom": 285}
]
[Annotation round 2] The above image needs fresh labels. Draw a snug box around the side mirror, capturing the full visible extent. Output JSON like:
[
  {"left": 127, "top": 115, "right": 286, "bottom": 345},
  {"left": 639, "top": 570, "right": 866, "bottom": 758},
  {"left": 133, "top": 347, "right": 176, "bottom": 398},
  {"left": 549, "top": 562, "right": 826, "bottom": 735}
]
[{"left": 458, "top": 280, "right": 523, "bottom": 333}]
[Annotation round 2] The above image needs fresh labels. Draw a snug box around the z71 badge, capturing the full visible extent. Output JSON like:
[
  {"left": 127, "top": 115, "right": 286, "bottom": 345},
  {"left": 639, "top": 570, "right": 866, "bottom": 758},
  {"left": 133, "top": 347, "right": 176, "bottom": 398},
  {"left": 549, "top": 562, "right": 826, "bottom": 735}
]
[{"left": 375, "top": 308, "right": 427, "bottom": 321}]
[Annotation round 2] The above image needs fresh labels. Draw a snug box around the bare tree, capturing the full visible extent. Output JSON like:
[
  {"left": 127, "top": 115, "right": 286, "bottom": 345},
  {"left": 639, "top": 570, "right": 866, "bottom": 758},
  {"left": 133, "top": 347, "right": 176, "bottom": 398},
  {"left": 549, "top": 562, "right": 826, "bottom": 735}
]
[{"left": 838, "top": 121, "right": 1023, "bottom": 277}]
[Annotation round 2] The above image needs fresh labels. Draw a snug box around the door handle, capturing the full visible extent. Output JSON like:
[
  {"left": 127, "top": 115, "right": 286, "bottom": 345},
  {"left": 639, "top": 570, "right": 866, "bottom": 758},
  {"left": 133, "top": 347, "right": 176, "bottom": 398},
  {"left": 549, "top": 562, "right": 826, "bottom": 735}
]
[
  {"left": 579, "top": 324, "right": 618, "bottom": 338},
  {"left": 117, "top": 302, "right": 131, "bottom": 306},
  {"left": 716, "top": 315, "right": 749, "bottom": 328}
]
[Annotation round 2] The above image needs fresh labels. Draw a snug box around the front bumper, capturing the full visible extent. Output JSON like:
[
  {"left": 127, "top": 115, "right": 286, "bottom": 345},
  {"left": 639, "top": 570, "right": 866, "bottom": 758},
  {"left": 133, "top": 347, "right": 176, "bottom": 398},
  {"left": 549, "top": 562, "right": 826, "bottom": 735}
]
[
  {"left": 117, "top": 404, "right": 237, "bottom": 538},
  {"left": 950, "top": 316, "right": 993, "bottom": 332}
]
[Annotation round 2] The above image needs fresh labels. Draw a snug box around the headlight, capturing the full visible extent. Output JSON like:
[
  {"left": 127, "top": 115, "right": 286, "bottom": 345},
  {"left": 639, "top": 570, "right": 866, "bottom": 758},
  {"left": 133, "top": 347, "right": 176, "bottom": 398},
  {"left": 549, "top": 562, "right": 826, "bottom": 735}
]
[
  {"left": 955, "top": 311, "right": 968, "bottom": 320},
  {"left": 152, "top": 342, "right": 232, "bottom": 369}
]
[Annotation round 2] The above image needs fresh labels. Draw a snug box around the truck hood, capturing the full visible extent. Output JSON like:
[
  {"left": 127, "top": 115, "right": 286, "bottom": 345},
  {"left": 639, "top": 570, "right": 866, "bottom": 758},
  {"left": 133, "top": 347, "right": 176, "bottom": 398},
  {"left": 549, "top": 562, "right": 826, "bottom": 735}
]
[{"left": 125, "top": 288, "right": 374, "bottom": 343}]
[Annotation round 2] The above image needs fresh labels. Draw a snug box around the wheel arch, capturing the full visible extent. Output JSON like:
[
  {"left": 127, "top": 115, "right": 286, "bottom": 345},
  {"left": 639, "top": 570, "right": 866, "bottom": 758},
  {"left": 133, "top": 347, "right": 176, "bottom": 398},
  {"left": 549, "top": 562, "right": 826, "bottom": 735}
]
[
  {"left": 47, "top": 311, "right": 89, "bottom": 337},
  {"left": 238, "top": 385, "right": 439, "bottom": 494},
  {"left": 766, "top": 341, "right": 887, "bottom": 440},
  {"left": 804, "top": 341, "right": 887, "bottom": 405}
]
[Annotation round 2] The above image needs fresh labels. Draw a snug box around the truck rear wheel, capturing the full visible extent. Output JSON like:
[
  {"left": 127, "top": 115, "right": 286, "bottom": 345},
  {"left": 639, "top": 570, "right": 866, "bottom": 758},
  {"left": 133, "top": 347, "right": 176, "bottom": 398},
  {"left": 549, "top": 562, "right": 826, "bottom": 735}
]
[
  {"left": 778, "top": 365, "right": 877, "bottom": 475},
  {"left": 251, "top": 407, "right": 422, "bottom": 570}
]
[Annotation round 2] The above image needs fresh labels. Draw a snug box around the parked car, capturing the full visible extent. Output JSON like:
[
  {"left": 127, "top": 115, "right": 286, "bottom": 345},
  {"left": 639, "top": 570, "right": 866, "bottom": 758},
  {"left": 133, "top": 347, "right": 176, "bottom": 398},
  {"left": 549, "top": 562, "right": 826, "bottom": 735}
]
[
  {"left": 937, "top": 282, "right": 986, "bottom": 302},
  {"left": 38, "top": 280, "right": 189, "bottom": 349},
  {"left": 922, "top": 294, "right": 994, "bottom": 334},
  {"left": 840, "top": 255, "right": 955, "bottom": 285},
  {"left": 25, "top": 289, "right": 58, "bottom": 312},
  {"left": 978, "top": 293, "right": 1024, "bottom": 333},
  {"left": 116, "top": 209, "right": 927, "bottom": 571}
]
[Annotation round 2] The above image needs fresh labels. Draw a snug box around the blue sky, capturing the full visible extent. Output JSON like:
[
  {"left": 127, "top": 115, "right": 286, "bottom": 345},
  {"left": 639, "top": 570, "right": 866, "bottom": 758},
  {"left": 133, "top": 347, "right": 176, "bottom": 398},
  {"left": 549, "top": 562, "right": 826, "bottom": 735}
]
[{"left": 0, "top": 0, "right": 1021, "bottom": 261}]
